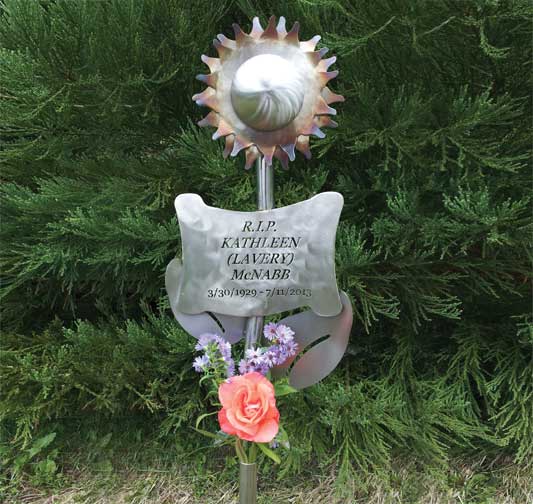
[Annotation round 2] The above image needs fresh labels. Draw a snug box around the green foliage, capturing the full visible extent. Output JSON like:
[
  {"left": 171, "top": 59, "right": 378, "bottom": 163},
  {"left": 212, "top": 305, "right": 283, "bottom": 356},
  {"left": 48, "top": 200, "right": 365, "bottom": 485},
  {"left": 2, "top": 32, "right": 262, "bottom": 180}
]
[
  {"left": 1, "top": 314, "right": 201, "bottom": 446},
  {"left": 0, "top": 0, "right": 531, "bottom": 490}
]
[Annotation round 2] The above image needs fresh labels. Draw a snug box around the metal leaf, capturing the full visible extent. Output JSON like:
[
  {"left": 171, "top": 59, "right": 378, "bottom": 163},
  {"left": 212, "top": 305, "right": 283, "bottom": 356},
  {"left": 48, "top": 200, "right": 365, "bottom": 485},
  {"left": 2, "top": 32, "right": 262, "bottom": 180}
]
[
  {"left": 271, "top": 291, "right": 353, "bottom": 389},
  {"left": 165, "top": 259, "right": 245, "bottom": 343}
]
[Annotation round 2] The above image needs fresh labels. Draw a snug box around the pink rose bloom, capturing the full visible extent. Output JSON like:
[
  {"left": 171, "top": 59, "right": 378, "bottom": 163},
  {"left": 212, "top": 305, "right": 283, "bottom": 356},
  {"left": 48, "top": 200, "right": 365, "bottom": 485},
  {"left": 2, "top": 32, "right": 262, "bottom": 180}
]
[{"left": 218, "top": 372, "right": 279, "bottom": 443}]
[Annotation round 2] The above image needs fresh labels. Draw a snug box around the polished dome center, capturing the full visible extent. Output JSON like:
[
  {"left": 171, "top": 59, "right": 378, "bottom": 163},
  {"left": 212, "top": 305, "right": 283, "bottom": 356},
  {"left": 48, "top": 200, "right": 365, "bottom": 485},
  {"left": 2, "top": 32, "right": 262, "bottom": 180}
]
[{"left": 231, "top": 54, "right": 305, "bottom": 131}]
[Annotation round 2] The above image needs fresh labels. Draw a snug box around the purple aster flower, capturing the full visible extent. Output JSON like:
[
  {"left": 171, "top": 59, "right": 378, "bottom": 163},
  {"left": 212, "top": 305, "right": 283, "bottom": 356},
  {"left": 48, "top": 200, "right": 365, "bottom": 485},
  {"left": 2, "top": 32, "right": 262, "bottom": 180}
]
[
  {"left": 254, "top": 359, "right": 271, "bottom": 375},
  {"left": 276, "top": 350, "right": 289, "bottom": 366},
  {"left": 284, "top": 339, "right": 298, "bottom": 357},
  {"left": 194, "top": 333, "right": 235, "bottom": 379},
  {"left": 263, "top": 322, "right": 279, "bottom": 341},
  {"left": 266, "top": 345, "right": 286, "bottom": 366},
  {"left": 219, "top": 339, "right": 231, "bottom": 356},
  {"left": 193, "top": 354, "right": 210, "bottom": 372},
  {"left": 195, "top": 333, "right": 217, "bottom": 351},
  {"left": 239, "top": 359, "right": 252, "bottom": 375},
  {"left": 275, "top": 324, "right": 295, "bottom": 344},
  {"left": 262, "top": 349, "right": 276, "bottom": 367},
  {"left": 239, "top": 354, "right": 270, "bottom": 376},
  {"left": 234, "top": 323, "right": 297, "bottom": 376},
  {"left": 218, "top": 342, "right": 232, "bottom": 363},
  {"left": 245, "top": 347, "right": 264, "bottom": 361}
]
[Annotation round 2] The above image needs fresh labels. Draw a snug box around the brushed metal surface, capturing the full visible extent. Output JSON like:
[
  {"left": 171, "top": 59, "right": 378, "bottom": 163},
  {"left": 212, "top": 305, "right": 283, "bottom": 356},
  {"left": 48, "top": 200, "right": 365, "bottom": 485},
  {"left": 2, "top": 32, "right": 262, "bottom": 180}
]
[
  {"left": 244, "top": 156, "right": 273, "bottom": 351},
  {"left": 271, "top": 291, "right": 353, "bottom": 389},
  {"left": 173, "top": 192, "right": 343, "bottom": 317},
  {"left": 239, "top": 462, "right": 257, "bottom": 504},
  {"left": 165, "top": 258, "right": 245, "bottom": 344},
  {"left": 193, "top": 16, "right": 344, "bottom": 169}
]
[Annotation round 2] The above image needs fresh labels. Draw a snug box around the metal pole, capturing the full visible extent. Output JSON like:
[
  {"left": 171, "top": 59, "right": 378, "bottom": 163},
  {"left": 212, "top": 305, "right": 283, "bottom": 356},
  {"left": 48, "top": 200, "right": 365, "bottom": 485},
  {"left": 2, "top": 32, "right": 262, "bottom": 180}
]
[
  {"left": 240, "top": 155, "right": 271, "bottom": 504},
  {"left": 255, "top": 155, "right": 274, "bottom": 211},
  {"left": 239, "top": 462, "right": 257, "bottom": 504},
  {"left": 244, "top": 155, "right": 273, "bottom": 351}
]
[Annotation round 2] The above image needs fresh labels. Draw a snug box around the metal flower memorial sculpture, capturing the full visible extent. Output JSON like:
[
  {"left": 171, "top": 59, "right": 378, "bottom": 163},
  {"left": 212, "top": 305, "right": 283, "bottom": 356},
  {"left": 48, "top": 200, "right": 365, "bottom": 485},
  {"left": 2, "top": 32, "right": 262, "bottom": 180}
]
[
  {"left": 193, "top": 15, "right": 344, "bottom": 168},
  {"left": 165, "top": 15, "right": 351, "bottom": 504}
]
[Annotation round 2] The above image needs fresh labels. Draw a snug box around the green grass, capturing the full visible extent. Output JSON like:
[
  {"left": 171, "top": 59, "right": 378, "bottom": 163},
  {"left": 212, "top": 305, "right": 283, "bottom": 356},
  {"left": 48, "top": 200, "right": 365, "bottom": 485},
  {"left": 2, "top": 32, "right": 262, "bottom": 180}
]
[
  {"left": 7, "top": 457, "right": 532, "bottom": 504},
  {"left": 3, "top": 426, "right": 531, "bottom": 504}
]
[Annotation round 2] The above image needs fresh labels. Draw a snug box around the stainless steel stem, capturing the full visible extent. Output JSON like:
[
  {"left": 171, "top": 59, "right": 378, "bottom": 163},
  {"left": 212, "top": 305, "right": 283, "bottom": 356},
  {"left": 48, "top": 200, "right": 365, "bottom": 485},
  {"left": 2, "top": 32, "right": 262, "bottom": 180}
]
[
  {"left": 244, "top": 155, "right": 273, "bottom": 351},
  {"left": 239, "top": 462, "right": 257, "bottom": 504},
  {"left": 256, "top": 155, "right": 274, "bottom": 210}
]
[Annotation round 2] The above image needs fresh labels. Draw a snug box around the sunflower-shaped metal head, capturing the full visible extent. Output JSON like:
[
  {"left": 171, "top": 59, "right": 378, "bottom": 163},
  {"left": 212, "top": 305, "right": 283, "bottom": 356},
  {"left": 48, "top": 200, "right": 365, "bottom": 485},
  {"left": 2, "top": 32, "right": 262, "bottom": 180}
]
[{"left": 192, "top": 15, "right": 344, "bottom": 169}]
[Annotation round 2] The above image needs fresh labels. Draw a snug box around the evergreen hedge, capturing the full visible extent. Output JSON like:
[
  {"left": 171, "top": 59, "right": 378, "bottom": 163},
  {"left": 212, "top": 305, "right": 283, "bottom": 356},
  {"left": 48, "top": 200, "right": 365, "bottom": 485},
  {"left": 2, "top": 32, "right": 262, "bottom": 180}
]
[{"left": 1, "top": 0, "right": 531, "bottom": 483}]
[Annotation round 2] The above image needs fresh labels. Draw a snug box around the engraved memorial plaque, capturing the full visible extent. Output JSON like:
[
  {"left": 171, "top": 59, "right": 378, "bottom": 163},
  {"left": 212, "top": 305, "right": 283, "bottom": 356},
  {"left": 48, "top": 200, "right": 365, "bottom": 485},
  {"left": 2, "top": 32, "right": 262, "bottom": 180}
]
[{"left": 173, "top": 192, "right": 343, "bottom": 317}]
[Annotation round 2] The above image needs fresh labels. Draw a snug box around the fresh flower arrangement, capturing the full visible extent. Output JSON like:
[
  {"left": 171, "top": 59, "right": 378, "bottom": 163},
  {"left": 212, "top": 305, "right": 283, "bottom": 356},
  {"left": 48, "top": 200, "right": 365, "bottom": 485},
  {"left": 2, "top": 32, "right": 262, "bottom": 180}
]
[{"left": 192, "top": 322, "right": 298, "bottom": 464}]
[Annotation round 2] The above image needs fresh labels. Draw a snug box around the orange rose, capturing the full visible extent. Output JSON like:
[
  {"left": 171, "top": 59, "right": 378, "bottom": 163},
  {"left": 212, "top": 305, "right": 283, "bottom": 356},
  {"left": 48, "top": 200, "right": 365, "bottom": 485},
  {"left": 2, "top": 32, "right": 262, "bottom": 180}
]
[{"left": 218, "top": 372, "right": 279, "bottom": 443}]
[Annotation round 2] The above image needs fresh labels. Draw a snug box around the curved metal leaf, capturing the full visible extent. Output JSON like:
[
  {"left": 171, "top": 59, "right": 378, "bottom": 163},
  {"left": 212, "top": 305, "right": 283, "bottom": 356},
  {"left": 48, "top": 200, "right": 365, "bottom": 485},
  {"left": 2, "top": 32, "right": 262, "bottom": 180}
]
[
  {"left": 165, "top": 259, "right": 245, "bottom": 343},
  {"left": 271, "top": 292, "right": 353, "bottom": 389}
]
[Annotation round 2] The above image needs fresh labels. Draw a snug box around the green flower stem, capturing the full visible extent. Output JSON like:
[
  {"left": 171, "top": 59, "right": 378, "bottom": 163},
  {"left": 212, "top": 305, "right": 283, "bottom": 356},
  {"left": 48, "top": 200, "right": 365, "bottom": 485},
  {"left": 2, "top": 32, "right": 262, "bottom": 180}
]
[
  {"left": 249, "top": 442, "right": 257, "bottom": 463},
  {"left": 235, "top": 438, "right": 247, "bottom": 463}
]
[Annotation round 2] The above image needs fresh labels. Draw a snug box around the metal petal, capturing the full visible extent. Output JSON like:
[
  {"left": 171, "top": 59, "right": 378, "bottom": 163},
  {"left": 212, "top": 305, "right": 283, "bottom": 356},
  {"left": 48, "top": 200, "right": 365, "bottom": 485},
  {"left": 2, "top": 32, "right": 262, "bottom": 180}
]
[
  {"left": 212, "top": 118, "right": 233, "bottom": 140},
  {"left": 196, "top": 73, "right": 217, "bottom": 87},
  {"left": 317, "top": 56, "right": 336, "bottom": 72},
  {"left": 259, "top": 145, "right": 275, "bottom": 167},
  {"left": 315, "top": 116, "right": 338, "bottom": 128},
  {"left": 250, "top": 17, "right": 263, "bottom": 38},
  {"left": 285, "top": 21, "right": 300, "bottom": 45},
  {"left": 231, "top": 136, "right": 253, "bottom": 157},
  {"left": 217, "top": 33, "right": 236, "bottom": 50},
  {"left": 232, "top": 23, "right": 247, "bottom": 45},
  {"left": 301, "top": 121, "right": 325, "bottom": 138},
  {"left": 300, "top": 35, "right": 320, "bottom": 51},
  {"left": 192, "top": 19, "right": 345, "bottom": 169},
  {"left": 261, "top": 15, "right": 278, "bottom": 39},
  {"left": 276, "top": 16, "right": 287, "bottom": 37},
  {"left": 244, "top": 146, "right": 260, "bottom": 170},
  {"left": 318, "top": 70, "right": 339, "bottom": 86},
  {"left": 307, "top": 51, "right": 323, "bottom": 66},
  {"left": 321, "top": 87, "right": 345, "bottom": 104},
  {"left": 311, "top": 125, "right": 325, "bottom": 138},
  {"left": 280, "top": 142, "right": 296, "bottom": 161},
  {"left": 200, "top": 54, "right": 221, "bottom": 72},
  {"left": 274, "top": 146, "right": 289, "bottom": 169},
  {"left": 315, "top": 96, "right": 337, "bottom": 115},
  {"left": 192, "top": 87, "right": 218, "bottom": 111},
  {"left": 296, "top": 135, "right": 312, "bottom": 159},
  {"left": 213, "top": 39, "right": 232, "bottom": 60},
  {"left": 197, "top": 111, "right": 219, "bottom": 128},
  {"left": 223, "top": 135, "right": 234, "bottom": 158}
]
